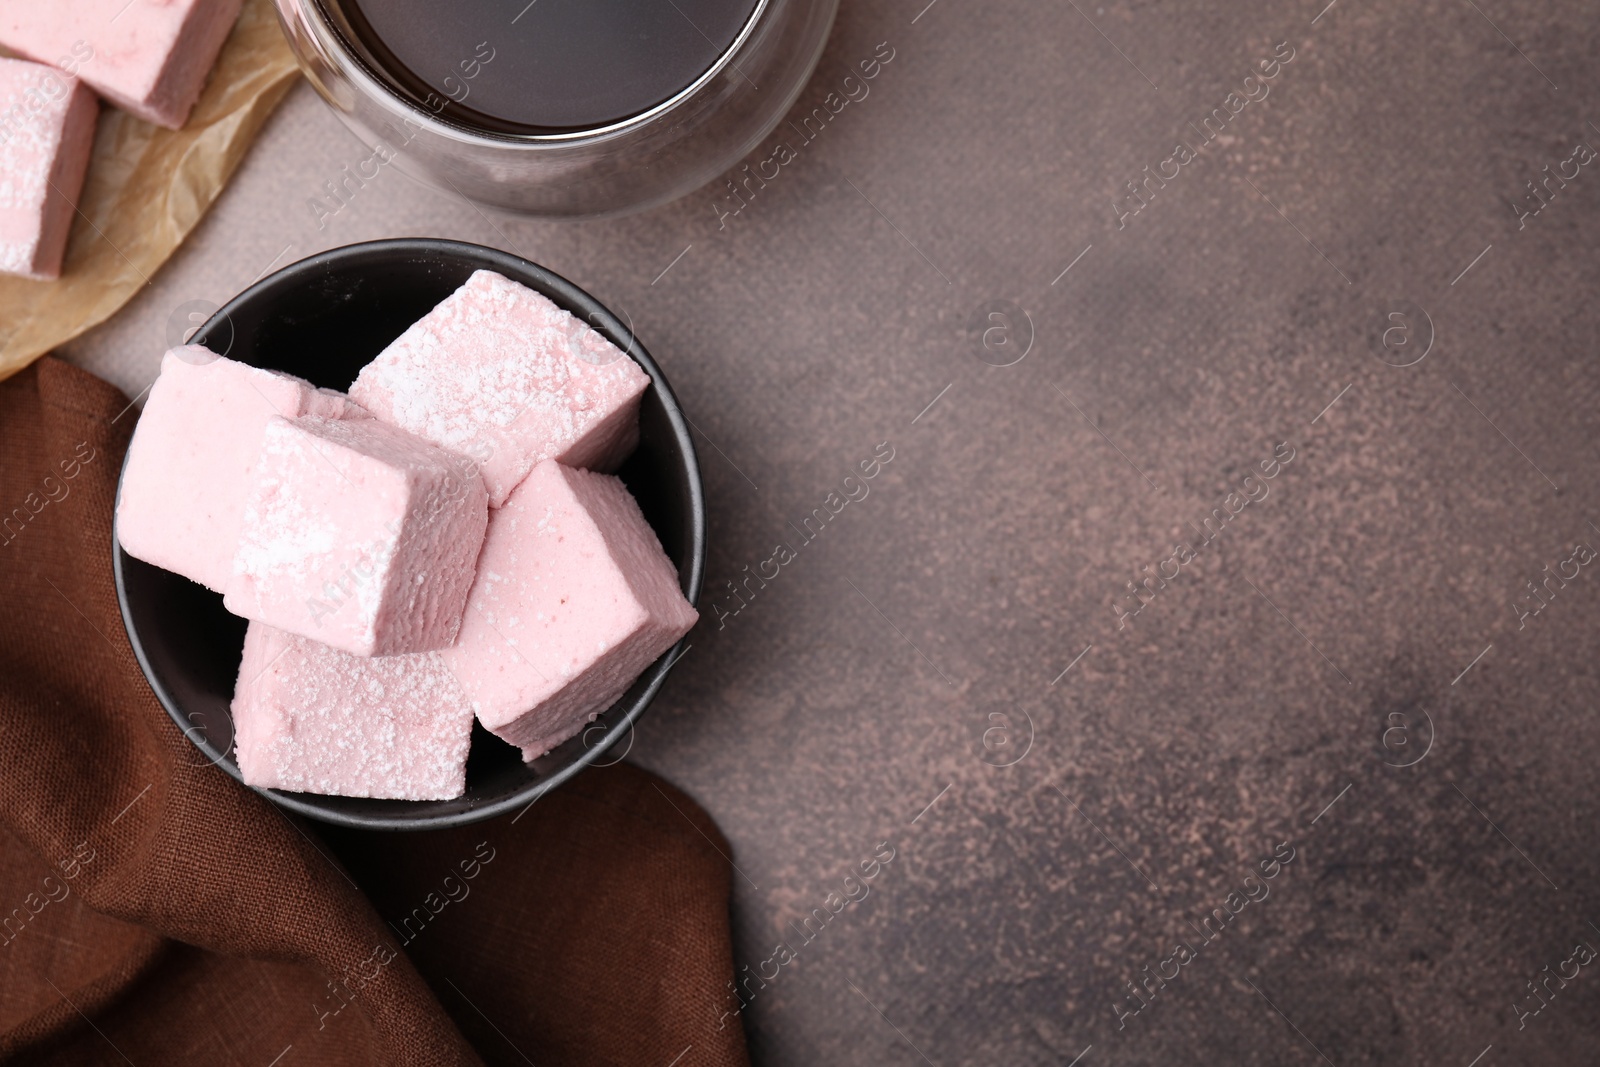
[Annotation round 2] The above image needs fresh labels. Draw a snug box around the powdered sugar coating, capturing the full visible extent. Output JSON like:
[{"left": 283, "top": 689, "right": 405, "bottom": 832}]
[
  {"left": 0, "top": 0, "right": 243, "bottom": 129},
  {"left": 224, "top": 415, "right": 489, "bottom": 657},
  {"left": 441, "top": 460, "right": 697, "bottom": 761},
  {"left": 349, "top": 270, "right": 649, "bottom": 507},
  {"left": 306, "top": 388, "right": 371, "bottom": 421},
  {"left": 232, "top": 622, "right": 475, "bottom": 800},
  {"left": 0, "top": 56, "right": 96, "bottom": 279},
  {"left": 117, "top": 347, "right": 365, "bottom": 592}
]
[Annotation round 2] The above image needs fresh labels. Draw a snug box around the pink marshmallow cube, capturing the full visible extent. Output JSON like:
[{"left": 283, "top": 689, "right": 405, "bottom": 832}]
[
  {"left": 117, "top": 346, "right": 370, "bottom": 593},
  {"left": 232, "top": 622, "right": 475, "bottom": 801},
  {"left": 0, "top": 56, "right": 96, "bottom": 279},
  {"left": 225, "top": 415, "right": 488, "bottom": 657},
  {"left": 350, "top": 270, "right": 650, "bottom": 507},
  {"left": 306, "top": 387, "right": 368, "bottom": 420},
  {"left": 442, "top": 460, "right": 697, "bottom": 761},
  {"left": 0, "top": 0, "right": 243, "bottom": 129}
]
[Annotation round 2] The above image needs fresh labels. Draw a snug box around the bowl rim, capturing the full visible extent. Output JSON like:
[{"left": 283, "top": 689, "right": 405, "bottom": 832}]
[{"left": 112, "top": 237, "right": 706, "bottom": 831}]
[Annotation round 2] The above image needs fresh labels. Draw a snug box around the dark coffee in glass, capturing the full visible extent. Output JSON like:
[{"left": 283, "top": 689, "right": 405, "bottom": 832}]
[
  {"left": 316, "top": 0, "right": 761, "bottom": 135},
  {"left": 278, "top": 0, "right": 836, "bottom": 215}
]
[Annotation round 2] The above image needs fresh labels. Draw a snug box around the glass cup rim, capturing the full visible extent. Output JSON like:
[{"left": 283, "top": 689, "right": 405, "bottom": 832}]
[{"left": 299, "top": 0, "right": 774, "bottom": 146}]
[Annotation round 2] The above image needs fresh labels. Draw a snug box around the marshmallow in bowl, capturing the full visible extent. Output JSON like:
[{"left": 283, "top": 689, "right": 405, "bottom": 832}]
[
  {"left": 443, "top": 459, "right": 696, "bottom": 761},
  {"left": 232, "top": 621, "right": 475, "bottom": 801},
  {"left": 116, "top": 347, "right": 369, "bottom": 593},
  {"left": 350, "top": 269, "right": 649, "bottom": 507},
  {"left": 224, "top": 414, "right": 488, "bottom": 657}
]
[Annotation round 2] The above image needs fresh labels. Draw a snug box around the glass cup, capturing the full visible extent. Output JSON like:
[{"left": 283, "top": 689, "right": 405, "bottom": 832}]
[{"left": 271, "top": 0, "right": 839, "bottom": 218}]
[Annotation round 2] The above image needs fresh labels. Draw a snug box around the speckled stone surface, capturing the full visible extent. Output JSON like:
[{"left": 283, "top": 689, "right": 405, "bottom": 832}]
[{"left": 62, "top": 0, "right": 1600, "bottom": 1062}]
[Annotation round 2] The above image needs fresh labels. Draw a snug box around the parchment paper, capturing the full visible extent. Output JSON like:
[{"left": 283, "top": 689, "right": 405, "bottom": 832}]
[{"left": 0, "top": 0, "right": 300, "bottom": 381}]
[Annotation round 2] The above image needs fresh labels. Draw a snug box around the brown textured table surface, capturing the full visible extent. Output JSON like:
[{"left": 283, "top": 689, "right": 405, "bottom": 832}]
[{"left": 62, "top": 1, "right": 1600, "bottom": 1062}]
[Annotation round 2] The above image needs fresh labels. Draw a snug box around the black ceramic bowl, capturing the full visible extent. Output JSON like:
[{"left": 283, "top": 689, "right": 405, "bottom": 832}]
[{"left": 113, "top": 239, "right": 704, "bottom": 830}]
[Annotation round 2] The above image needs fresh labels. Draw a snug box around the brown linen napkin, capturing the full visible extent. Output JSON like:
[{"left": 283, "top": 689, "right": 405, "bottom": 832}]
[{"left": 0, "top": 358, "right": 749, "bottom": 1067}]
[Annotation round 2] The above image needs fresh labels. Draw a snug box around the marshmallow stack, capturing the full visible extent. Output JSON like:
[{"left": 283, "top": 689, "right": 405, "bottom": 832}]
[{"left": 117, "top": 270, "right": 696, "bottom": 801}]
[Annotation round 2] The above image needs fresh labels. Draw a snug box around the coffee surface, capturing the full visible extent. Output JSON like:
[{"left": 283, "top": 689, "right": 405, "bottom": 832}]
[{"left": 328, "top": 0, "right": 760, "bottom": 133}]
